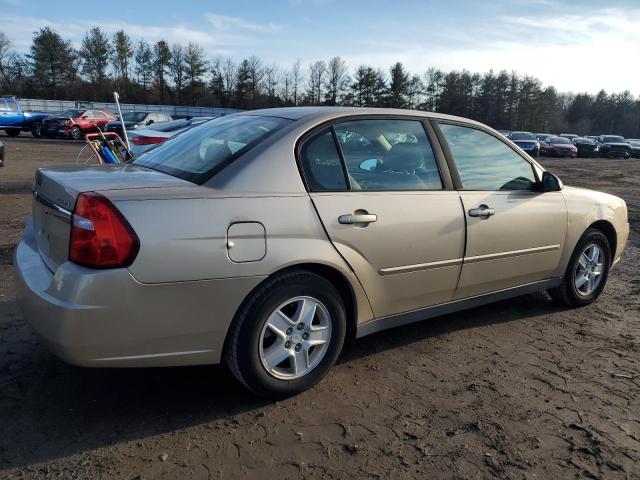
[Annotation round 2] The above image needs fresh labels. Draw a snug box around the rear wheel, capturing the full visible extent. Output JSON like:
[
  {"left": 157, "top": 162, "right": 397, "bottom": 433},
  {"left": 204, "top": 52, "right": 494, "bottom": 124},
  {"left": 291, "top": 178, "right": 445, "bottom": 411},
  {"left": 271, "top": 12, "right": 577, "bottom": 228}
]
[
  {"left": 548, "top": 228, "right": 611, "bottom": 307},
  {"left": 225, "top": 270, "right": 346, "bottom": 398},
  {"left": 30, "top": 122, "right": 42, "bottom": 138},
  {"left": 4, "top": 129, "right": 20, "bottom": 137}
]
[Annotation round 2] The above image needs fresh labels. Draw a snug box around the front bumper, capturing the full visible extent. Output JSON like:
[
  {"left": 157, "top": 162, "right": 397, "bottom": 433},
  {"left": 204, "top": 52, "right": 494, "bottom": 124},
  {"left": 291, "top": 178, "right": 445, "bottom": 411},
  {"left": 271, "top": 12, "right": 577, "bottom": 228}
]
[{"left": 14, "top": 219, "right": 264, "bottom": 367}]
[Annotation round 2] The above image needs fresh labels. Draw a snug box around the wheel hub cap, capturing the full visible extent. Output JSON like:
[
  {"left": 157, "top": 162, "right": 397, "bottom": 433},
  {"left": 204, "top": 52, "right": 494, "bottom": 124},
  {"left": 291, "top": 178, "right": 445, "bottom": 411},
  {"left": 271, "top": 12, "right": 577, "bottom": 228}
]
[
  {"left": 259, "top": 296, "right": 332, "bottom": 380},
  {"left": 574, "top": 244, "right": 605, "bottom": 296}
]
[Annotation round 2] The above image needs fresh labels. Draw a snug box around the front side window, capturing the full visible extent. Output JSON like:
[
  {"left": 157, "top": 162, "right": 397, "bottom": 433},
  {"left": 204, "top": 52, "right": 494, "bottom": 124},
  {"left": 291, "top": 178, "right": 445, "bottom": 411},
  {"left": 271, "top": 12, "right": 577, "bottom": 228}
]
[
  {"left": 5, "top": 100, "right": 17, "bottom": 111},
  {"left": 333, "top": 119, "right": 442, "bottom": 191},
  {"left": 299, "top": 129, "right": 347, "bottom": 191},
  {"left": 439, "top": 123, "right": 536, "bottom": 191},
  {"left": 134, "top": 114, "right": 291, "bottom": 184}
]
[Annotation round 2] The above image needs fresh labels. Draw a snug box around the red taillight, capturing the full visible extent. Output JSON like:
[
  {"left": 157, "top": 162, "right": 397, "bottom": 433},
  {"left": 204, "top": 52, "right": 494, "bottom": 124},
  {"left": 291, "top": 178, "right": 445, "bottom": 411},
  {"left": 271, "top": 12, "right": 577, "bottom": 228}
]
[
  {"left": 131, "top": 136, "right": 166, "bottom": 145},
  {"left": 69, "top": 192, "right": 139, "bottom": 268}
]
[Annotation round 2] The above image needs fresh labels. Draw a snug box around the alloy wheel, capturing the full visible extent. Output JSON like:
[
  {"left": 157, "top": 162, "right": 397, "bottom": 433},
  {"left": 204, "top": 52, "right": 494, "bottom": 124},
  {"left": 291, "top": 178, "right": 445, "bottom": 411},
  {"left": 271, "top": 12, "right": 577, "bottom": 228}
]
[
  {"left": 258, "top": 296, "right": 332, "bottom": 380},
  {"left": 574, "top": 243, "right": 605, "bottom": 296}
]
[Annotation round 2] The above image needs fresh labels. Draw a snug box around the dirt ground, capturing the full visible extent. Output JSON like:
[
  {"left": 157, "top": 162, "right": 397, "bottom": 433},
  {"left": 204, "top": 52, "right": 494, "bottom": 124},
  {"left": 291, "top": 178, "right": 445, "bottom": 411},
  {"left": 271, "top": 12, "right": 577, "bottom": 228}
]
[{"left": 0, "top": 132, "right": 638, "bottom": 480}]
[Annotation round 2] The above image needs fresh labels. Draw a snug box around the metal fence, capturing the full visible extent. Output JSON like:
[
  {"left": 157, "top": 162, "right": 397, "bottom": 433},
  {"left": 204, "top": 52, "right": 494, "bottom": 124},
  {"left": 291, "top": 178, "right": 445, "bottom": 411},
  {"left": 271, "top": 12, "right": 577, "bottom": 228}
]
[{"left": 19, "top": 98, "right": 239, "bottom": 118}]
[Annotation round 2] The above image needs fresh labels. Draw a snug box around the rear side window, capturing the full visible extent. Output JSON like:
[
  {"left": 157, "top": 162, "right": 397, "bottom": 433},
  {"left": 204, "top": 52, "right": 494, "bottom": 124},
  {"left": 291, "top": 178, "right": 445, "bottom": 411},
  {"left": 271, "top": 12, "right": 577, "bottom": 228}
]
[
  {"left": 334, "top": 119, "right": 442, "bottom": 191},
  {"left": 299, "top": 129, "right": 347, "bottom": 191},
  {"left": 439, "top": 123, "right": 536, "bottom": 191},
  {"left": 134, "top": 114, "right": 291, "bottom": 184}
]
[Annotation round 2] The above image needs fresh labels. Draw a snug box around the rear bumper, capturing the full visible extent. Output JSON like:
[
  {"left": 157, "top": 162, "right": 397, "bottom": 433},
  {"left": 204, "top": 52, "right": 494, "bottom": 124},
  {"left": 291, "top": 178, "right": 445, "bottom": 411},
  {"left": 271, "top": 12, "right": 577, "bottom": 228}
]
[{"left": 14, "top": 219, "right": 265, "bottom": 367}]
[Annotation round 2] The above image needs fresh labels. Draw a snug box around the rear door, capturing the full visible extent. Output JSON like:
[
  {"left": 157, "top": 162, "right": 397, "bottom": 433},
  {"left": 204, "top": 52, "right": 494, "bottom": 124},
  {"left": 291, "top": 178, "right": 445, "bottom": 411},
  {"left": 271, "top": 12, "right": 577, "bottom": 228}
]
[
  {"left": 435, "top": 121, "right": 567, "bottom": 299},
  {"left": 300, "top": 117, "right": 466, "bottom": 318}
]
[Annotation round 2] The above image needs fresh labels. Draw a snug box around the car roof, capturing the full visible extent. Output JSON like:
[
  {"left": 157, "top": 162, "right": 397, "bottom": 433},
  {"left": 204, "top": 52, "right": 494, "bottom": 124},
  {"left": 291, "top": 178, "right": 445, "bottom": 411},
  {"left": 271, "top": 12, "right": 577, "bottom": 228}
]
[{"left": 238, "top": 106, "right": 488, "bottom": 127}]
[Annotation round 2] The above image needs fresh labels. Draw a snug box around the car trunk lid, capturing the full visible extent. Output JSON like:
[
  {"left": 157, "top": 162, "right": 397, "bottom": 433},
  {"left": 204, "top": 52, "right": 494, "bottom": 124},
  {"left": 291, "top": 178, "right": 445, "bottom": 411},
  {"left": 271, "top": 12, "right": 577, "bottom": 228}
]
[{"left": 32, "top": 164, "right": 191, "bottom": 272}]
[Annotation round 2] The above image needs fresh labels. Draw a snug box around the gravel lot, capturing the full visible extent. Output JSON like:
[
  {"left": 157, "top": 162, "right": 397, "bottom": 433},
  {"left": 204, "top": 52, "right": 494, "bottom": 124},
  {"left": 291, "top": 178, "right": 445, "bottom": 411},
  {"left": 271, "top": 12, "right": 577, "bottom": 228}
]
[{"left": 0, "top": 133, "right": 638, "bottom": 480}]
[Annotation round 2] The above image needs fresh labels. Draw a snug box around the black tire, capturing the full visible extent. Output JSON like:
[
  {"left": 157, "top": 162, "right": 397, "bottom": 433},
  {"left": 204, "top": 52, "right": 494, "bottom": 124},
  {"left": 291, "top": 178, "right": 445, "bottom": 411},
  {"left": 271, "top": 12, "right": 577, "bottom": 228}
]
[
  {"left": 4, "top": 129, "right": 20, "bottom": 137},
  {"left": 548, "top": 228, "right": 611, "bottom": 307},
  {"left": 225, "top": 269, "right": 346, "bottom": 398},
  {"left": 69, "top": 126, "right": 82, "bottom": 140},
  {"left": 30, "top": 122, "right": 43, "bottom": 138}
]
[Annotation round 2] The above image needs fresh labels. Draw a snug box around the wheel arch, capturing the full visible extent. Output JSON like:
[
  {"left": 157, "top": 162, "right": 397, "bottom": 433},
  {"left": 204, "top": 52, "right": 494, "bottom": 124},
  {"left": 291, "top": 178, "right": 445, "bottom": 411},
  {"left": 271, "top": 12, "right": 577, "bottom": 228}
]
[
  {"left": 222, "top": 262, "right": 360, "bottom": 362},
  {"left": 588, "top": 219, "right": 617, "bottom": 260}
]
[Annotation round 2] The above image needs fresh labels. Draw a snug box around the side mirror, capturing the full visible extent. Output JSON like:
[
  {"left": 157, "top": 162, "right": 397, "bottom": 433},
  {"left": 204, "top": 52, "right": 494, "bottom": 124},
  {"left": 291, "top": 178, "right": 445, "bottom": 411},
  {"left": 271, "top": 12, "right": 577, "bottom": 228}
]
[
  {"left": 146, "top": 119, "right": 154, "bottom": 125},
  {"left": 359, "top": 158, "right": 379, "bottom": 171},
  {"left": 539, "top": 171, "right": 563, "bottom": 192},
  {"left": 81, "top": 115, "right": 88, "bottom": 120}
]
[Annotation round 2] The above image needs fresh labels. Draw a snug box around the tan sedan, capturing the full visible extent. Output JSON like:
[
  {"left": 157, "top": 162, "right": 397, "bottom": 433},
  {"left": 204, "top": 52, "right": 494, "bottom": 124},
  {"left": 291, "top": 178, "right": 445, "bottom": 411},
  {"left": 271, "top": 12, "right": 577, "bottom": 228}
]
[{"left": 15, "top": 108, "right": 629, "bottom": 397}]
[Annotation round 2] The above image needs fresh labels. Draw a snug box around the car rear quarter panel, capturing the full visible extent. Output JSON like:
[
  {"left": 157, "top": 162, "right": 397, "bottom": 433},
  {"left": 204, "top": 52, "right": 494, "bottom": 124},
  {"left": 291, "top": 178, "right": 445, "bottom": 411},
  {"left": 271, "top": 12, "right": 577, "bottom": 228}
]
[{"left": 109, "top": 193, "right": 374, "bottom": 324}]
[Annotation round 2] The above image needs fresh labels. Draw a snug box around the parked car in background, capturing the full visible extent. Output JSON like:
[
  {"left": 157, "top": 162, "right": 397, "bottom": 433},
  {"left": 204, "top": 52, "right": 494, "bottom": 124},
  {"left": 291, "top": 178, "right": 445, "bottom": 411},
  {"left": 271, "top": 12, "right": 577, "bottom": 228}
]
[
  {"left": 496, "top": 129, "right": 511, "bottom": 137},
  {"left": 540, "top": 136, "right": 578, "bottom": 158},
  {"left": 0, "top": 96, "right": 51, "bottom": 137},
  {"left": 14, "top": 107, "right": 629, "bottom": 397},
  {"left": 128, "top": 116, "right": 217, "bottom": 156},
  {"left": 596, "top": 135, "right": 631, "bottom": 159},
  {"left": 625, "top": 139, "right": 640, "bottom": 158},
  {"left": 105, "top": 112, "right": 173, "bottom": 136},
  {"left": 587, "top": 136, "right": 600, "bottom": 141},
  {"left": 0, "top": 139, "right": 4, "bottom": 167},
  {"left": 42, "top": 109, "right": 117, "bottom": 140},
  {"left": 536, "top": 133, "right": 553, "bottom": 142},
  {"left": 572, "top": 137, "right": 599, "bottom": 158},
  {"left": 508, "top": 131, "right": 540, "bottom": 158},
  {"left": 560, "top": 134, "right": 579, "bottom": 141}
]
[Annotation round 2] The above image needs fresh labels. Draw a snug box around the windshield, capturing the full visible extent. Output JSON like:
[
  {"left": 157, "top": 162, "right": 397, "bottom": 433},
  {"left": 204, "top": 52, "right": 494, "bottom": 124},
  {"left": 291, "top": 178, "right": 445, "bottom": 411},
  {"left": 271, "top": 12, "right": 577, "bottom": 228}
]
[
  {"left": 627, "top": 140, "right": 640, "bottom": 147},
  {"left": 60, "top": 109, "right": 83, "bottom": 118},
  {"left": 550, "top": 137, "right": 571, "bottom": 144},
  {"left": 134, "top": 114, "right": 292, "bottom": 183},
  {"left": 122, "top": 112, "right": 148, "bottom": 122},
  {"left": 510, "top": 132, "right": 536, "bottom": 140},
  {"left": 574, "top": 138, "right": 593, "bottom": 144},
  {"left": 603, "top": 136, "right": 625, "bottom": 143}
]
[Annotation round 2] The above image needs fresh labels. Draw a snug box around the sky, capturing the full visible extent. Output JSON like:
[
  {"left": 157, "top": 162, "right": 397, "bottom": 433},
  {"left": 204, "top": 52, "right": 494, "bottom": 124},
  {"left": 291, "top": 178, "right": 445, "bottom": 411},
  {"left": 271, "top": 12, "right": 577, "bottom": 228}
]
[{"left": 2, "top": 0, "right": 640, "bottom": 95}]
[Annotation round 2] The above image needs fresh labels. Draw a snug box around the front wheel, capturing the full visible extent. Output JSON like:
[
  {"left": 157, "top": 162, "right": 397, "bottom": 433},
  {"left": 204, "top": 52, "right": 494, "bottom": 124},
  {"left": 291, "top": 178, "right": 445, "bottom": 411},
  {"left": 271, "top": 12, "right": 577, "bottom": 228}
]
[
  {"left": 4, "top": 129, "right": 20, "bottom": 137},
  {"left": 69, "top": 126, "right": 82, "bottom": 141},
  {"left": 548, "top": 228, "right": 611, "bottom": 307},
  {"left": 225, "top": 270, "right": 346, "bottom": 398}
]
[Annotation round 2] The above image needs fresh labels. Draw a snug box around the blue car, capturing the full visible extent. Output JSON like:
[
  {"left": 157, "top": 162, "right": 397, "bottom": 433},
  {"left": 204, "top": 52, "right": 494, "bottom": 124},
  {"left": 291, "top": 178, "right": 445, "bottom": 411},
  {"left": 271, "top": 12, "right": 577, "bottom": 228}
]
[{"left": 508, "top": 131, "right": 540, "bottom": 158}]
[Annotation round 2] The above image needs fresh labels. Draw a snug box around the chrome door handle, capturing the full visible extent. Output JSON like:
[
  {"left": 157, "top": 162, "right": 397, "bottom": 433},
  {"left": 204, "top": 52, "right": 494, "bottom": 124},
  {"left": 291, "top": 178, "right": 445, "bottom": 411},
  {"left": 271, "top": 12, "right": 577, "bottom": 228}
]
[
  {"left": 468, "top": 205, "right": 495, "bottom": 219},
  {"left": 339, "top": 213, "right": 377, "bottom": 225}
]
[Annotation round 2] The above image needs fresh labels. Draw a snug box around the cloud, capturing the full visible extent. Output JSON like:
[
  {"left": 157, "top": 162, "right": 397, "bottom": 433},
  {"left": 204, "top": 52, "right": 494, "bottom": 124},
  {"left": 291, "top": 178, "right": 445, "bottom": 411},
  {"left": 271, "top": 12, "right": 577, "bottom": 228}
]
[
  {"left": 3, "top": 12, "right": 278, "bottom": 55},
  {"left": 205, "top": 14, "right": 279, "bottom": 33},
  {"left": 341, "top": 7, "right": 640, "bottom": 95}
]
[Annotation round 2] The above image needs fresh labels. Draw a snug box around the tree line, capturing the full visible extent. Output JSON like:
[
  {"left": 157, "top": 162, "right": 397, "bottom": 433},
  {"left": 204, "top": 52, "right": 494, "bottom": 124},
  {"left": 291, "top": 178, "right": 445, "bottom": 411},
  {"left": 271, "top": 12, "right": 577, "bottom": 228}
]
[{"left": 1, "top": 26, "right": 639, "bottom": 137}]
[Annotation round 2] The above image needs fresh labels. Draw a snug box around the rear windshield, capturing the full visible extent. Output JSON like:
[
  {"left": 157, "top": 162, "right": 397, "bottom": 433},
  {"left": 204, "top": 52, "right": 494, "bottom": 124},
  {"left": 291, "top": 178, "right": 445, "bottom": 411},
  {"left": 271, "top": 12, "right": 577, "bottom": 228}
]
[
  {"left": 510, "top": 132, "right": 536, "bottom": 140},
  {"left": 550, "top": 137, "right": 571, "bottom": 144},
  {"left": 133, "top": 114, "right": 291, "bottom": 183}
]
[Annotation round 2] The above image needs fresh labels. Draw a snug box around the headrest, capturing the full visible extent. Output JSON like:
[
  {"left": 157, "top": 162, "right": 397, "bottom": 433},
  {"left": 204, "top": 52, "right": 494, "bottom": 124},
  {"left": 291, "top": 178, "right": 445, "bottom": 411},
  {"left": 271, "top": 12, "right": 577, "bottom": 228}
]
[{"left": 382, "top": 143, "right": 425, "bottom": 171}]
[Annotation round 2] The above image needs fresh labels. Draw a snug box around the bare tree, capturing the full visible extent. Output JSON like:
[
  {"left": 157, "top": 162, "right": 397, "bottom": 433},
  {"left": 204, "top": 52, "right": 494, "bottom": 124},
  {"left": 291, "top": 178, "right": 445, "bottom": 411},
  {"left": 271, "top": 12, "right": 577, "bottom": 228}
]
[
  {"left": 247, "top": 55, "right": 264, "bottom": 105},
  {"left": 325, "top": 56, "right": 349, "bottom": 105},
  {"left": 169, "top": 43, "right": 185, "bottom": 102},
  {"left": 291, "top": 59, "right": 303, "bottom": 106},
  {"left": 307, "top": 60, "right": 326, "bottom": 105},
  {"left": 263, "top": 63, "right": 280, "bottom": 106}
]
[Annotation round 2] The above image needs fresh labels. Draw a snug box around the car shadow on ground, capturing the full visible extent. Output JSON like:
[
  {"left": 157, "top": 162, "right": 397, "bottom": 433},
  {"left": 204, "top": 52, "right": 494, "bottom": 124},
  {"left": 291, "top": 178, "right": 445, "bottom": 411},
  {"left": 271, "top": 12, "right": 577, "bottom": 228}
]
[{"left": 0, "top": 292, "right": 565, "bottom": 470}]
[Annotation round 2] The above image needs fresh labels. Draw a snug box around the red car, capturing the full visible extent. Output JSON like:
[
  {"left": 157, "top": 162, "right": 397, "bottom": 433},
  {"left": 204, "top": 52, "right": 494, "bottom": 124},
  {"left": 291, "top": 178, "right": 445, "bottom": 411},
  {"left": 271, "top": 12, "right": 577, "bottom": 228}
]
[
  {"left": 540, "top": 136, "right": 578, "bottom": 158},
  {"left": 41, "top": 109, "right": 117, "bottom": 140}
]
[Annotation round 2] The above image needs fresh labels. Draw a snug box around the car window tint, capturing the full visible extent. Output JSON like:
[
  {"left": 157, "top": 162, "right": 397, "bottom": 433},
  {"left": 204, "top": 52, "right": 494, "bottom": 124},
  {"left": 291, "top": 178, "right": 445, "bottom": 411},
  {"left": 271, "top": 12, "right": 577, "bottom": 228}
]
[
  {"left": 439, "top": 123, "right": 536, "bottom": 191},
  {"left": 334, "top": 119, "right": 442, "bottom": 191},
  {"left": 299, "top": 129, "right": 347, "bottom": 191}
]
